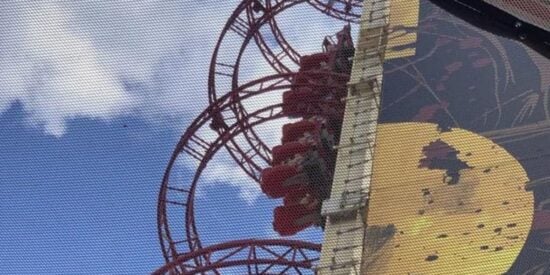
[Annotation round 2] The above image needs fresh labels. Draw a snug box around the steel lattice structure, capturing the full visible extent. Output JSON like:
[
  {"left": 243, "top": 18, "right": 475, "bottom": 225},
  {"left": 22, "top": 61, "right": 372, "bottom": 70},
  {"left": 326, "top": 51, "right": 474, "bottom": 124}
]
[
  {"left": 155, "top": 0, "right": 361, "bottom": 273},
  {"left": 152, "top": 240, "right": 321, "bottom": 274},
  {"left": 155, "top": 0, "right": 550, "bottom": 273}
]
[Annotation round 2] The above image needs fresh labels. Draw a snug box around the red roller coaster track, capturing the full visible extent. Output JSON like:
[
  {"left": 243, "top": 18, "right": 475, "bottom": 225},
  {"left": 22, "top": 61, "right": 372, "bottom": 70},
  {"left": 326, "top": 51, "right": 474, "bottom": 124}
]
[
  {"left": 154, "top": 0, "right": 550, "bottom": 273},
  {"left": 152, "top": 240, "right": 321, "bottom": 275},
  {"left": 155, "top": 1, "right": 361, "bottom": 273}
]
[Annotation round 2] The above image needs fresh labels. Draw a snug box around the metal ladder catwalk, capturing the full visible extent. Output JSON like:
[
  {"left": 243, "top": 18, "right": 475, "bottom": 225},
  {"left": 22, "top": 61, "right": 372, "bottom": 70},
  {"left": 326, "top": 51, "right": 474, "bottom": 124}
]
[{"left": 315, "top": 0, "right": 390, "bottom": 274}]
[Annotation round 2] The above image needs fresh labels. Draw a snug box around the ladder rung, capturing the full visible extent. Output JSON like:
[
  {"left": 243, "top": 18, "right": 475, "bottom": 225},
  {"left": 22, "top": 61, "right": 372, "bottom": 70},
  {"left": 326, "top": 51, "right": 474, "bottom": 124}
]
[
  {"left": 334, "top": 140, "right": 373, "bottom": 150},
  {"left": 170, "top": 239, "right": 188, "bottom": 245},
  {"left": 347, "top": 159, "right": 370, "bottom": 168},
  {"left": 361, "top": 31, "right": 389, "bottom": 41},
  {"left": 348, "top": 137, "right": 374, "bottom": 145},
  {"left": 349, "top": 147, "right": 368, "bottom": 154},
  {"left": 164, "top": 200, "right": 187, "bottom": 207},
  {"left": 370, "top": 5, "right": 389, "bottom": 12},
  {"left": 367, "top": 17, "right": 390, "bottom": 25},
  {"left": 350, "top": 133, "right": 375, "bottom": 140},
  {"left": 353, "top": 120, "right": 377, "bottom": 128},
  {"left": 341, "top": 94, "right": 376, "bottom": 102},
  {"left": 167, "top": 186, "right": 189, "bottom": 193},
  {"left": 330, "top": 259, "right": 359, "bottom": 270},
  {"left": 336, "top": 226, "right": 364, "bottom": 235},
  {"left": 344, "top": 173, "right": 373, "bottom": 183},
  {"left": 344, "top": 188, "right": 368, "bottom": 195},
  {"left": 356, "top": 132, "right": 376, "bottom": 138},
  {"left": 342, "top": 192, "right": 369, "bottom": 201},
  {"left": 359, "top": 48, "right": 386, "bottom": 58},
  {"left": 333, "top": 244, "right": 361, "bottom": 252}
]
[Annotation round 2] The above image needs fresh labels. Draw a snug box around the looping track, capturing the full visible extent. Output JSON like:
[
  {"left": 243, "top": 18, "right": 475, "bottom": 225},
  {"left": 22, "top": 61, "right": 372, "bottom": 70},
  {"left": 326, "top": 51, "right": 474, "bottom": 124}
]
[
  {"left": 152, "top": 239, "right": 321, "bottom": 274},
  {"left": 156, "top": 1, "right": 360, "bottom": 273}
]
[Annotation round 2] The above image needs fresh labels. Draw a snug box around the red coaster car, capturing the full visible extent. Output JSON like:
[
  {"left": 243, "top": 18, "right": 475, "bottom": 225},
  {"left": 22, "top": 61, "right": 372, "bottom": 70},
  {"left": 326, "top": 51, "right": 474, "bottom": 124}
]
[
  {"left": 282, "top": 116, "right": 334, "bottom": 144},
  {"left": 299, "top": 53, "right": 330, "bottom": 72},
  {"left": 273, "top": 204, "right": 320, "bottom": 236},
  {"left": 271, "top": 141, "right": 311, "bottom": 166},
  {"left": 261, "top": 165, "right": 303, "bottom": 199},
  {"left": 282, "top": 89, "right": 344, "bottom": 119}
]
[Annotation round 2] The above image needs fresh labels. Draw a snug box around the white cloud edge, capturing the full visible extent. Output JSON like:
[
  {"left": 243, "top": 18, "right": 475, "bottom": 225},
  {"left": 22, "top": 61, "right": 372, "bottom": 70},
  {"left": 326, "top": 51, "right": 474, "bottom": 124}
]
[{"left": 1, "top": 2, "right": 355, "bottom": 204}]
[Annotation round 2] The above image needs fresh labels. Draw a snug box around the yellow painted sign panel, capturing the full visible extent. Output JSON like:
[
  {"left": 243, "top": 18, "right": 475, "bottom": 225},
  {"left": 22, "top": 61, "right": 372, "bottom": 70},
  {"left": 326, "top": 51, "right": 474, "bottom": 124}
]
[
  {"left": 362, "top": 123, "right": 533, "bottom": 274},
  {"left": 386, "top": 0, "right": 420, "bottom": 59}
]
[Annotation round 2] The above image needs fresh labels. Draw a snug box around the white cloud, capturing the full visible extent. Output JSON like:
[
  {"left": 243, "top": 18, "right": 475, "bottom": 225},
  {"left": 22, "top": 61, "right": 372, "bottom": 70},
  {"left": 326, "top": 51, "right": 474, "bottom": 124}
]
[
  {"left": 176, "top": 149, "right": 262, "bottom": 205},
  {"left": 0, "top": 2, "right": 353, "bottom": 134},
  {"left": 0, "top": 1, "right": 235, "bottom": 135},
  {"left": 0, "top": 3, "right": 137, "bottom": 136},
  {"left": 1, "top": 1, "right": 357, "bottom": 201},
  {"left": 169, "top": 4, "right": 357, "bottom": 204}
]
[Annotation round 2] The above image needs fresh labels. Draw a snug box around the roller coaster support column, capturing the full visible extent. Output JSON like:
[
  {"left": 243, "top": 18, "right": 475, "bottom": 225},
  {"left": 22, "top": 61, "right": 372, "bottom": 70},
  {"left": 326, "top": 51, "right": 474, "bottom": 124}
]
[
  {"left": 315, "top": 1, "right": 390, "bottom": 274},
  {"left": 316, "top": 0, "right": 420, "bottom": 273}
]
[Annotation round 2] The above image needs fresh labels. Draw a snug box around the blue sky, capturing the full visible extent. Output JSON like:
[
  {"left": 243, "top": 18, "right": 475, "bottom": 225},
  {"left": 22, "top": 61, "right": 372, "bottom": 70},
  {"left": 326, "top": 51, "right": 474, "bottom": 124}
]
[{"left": 0, "top": 2, "right": 349, "bottom": 273}]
